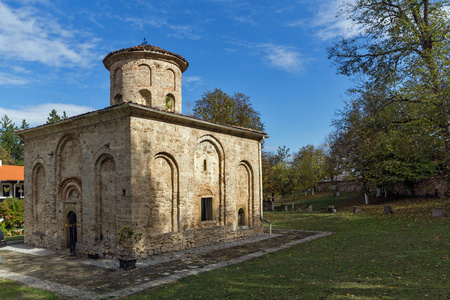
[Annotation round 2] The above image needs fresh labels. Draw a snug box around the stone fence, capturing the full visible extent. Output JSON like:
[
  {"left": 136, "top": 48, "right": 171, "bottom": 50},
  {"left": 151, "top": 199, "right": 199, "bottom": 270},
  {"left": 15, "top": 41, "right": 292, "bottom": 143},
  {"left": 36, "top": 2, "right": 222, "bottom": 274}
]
[{"left": 318, "top": 176, "right": 449, "bottom": 198}]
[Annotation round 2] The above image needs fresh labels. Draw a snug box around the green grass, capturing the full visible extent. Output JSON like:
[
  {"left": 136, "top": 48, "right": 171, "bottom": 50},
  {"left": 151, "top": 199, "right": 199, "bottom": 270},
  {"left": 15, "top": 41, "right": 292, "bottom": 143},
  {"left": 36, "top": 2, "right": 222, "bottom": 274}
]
[
  {"left": 0, "top": 279, "right": 64, "bottom": 300},
  {"left": 0, "top": 195, "right": 449, "bottom": 299},
  {"left": 5, "top": 235, "right": 24, "bottom": 241},
  {"left": 129, "top": 195, "right": 449, "bottom": 299}
]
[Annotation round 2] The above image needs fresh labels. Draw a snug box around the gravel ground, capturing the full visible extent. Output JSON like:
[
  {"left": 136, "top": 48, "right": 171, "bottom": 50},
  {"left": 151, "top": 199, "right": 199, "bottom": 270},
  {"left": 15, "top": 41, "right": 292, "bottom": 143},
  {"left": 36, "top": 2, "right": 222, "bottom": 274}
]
[{"left": 1, "top": 243, "right": 55, "bottom": 256}]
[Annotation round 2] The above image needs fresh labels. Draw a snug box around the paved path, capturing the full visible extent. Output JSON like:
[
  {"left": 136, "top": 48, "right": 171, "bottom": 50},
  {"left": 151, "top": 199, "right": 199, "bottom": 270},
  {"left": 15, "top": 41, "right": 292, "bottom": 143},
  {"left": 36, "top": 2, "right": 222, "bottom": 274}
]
[{"left": 0, "top": 229, "right": 333, "bottom": 299}]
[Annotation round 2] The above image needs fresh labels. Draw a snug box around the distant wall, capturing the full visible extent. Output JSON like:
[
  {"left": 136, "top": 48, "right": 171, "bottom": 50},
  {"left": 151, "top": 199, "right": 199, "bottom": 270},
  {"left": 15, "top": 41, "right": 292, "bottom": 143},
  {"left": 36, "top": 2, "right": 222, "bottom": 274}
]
[{"left": 318, "top": 176, "right": 449, "bottom": 198}]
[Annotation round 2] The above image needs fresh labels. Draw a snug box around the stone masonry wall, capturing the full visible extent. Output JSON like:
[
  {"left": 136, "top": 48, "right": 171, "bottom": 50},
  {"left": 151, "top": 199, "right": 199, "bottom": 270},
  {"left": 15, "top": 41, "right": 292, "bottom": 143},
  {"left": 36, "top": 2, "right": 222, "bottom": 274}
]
[
  {"left": 22, "top": 105, "right": 264, "bottom": 258},
  {"left": 23, "top": 112, "right": 132, "bottom": 252},
  {"left": 129, "top": 114, "right": 263, "bottom": 257}
]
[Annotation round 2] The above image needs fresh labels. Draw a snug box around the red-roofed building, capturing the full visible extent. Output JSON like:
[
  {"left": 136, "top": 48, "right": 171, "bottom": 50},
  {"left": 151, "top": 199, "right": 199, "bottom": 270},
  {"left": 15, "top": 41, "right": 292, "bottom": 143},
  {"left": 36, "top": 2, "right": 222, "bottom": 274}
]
[{"left": 0, "top": 160, "right": 24, "bottom": 200}]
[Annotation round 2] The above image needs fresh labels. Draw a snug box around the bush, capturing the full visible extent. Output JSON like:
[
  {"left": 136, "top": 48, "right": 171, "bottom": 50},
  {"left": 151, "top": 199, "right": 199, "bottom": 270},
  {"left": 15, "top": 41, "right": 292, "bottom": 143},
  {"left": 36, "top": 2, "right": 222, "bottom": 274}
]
[
  {"left": 0, "top": 222, "right": 7, "bottom": 236},
  {"left": 0, "top": 197, "right": 24, "bottom": 229}
]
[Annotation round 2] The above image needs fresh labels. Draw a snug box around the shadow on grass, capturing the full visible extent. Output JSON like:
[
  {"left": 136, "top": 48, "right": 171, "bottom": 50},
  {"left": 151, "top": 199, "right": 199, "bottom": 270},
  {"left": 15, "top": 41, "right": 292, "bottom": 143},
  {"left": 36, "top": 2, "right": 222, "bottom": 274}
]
[{"left": 131, "top": 207, "right": 448, "bottom": 299}]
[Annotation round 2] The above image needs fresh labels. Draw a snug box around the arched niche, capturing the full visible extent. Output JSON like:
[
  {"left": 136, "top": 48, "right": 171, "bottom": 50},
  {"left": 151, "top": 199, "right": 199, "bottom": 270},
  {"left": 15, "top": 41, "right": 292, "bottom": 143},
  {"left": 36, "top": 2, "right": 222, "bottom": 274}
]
[
  {"left": 237, "top": 161, "right": 254, "bottom": 227},
  {"left": 194, "top": 135, "right": 225, "bottom": 226},
  {"left": 59, "top": 177, "right": 83, "bottom": 245},
  {"left": 165, "top": 68, "right": 176, "bottom": 90},
  {"left": 148, "top": 152, "right": 179, "bottom": 233},
  {"left": 138, "top": 64, "right": 152, "bottom": 86},
  {"left": 55, "top": 134, "right": 82, "bottom": 186},
  {"left": 94, "top": 154, "right": 117, "bottom": 245},
  {"left": 31, "top": 163, "right": 47, "bottom": 231}
]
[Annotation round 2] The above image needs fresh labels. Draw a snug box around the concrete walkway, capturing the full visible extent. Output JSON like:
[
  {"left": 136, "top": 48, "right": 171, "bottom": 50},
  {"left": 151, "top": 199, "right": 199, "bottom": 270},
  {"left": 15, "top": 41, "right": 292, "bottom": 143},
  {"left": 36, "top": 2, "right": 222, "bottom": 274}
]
[{"left": 0, "top": 229, "right": 333, "bottom": 299}]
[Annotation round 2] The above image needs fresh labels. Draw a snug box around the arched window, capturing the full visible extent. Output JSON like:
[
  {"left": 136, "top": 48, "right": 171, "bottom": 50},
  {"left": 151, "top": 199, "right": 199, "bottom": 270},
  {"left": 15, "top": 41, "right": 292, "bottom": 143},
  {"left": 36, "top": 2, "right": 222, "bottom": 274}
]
[
  {"left": 165, "top": 94, "right": 174, "bottom": 111},
  {"left": 114, "top": 94, "right": 123, "bottom": 105},
  {"left": 238, "top": 208, "right": 245, "bottom": 226},
  {"left": 139, "top": 89, "right": 151, "bottom": 106},
  {"left": 114, "top": 68, "right": 122, "bottom": 90}
]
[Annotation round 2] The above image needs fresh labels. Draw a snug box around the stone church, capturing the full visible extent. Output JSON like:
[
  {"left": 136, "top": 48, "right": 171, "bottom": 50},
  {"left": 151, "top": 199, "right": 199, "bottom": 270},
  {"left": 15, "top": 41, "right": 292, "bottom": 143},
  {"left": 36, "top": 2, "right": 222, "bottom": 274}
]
[{"left": 20, "top": 45, "right": 267, "bottom": 258}]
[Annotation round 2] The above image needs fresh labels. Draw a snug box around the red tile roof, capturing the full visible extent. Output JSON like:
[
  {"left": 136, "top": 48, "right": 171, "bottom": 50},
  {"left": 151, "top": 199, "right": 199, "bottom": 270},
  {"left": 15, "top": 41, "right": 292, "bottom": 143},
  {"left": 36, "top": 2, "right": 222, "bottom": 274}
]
[
  {"left": 0, "top": 165, "right": 24, "bottom": 181},
  {"left": 103, "top": 44, "right": 189, "bottom": 68}
]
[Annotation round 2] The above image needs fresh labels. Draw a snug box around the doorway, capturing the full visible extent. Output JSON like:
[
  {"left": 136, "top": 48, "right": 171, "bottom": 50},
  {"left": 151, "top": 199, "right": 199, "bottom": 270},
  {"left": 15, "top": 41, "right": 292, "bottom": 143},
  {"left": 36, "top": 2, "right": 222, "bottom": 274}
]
[{"left": 67, "top": 211, "right": 77, "bottom": 255}]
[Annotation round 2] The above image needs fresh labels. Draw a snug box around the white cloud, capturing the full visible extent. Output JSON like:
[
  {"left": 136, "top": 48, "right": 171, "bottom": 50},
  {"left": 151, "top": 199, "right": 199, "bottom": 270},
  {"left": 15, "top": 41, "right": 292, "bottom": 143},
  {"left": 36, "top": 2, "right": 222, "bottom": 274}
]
[
  {"left": 167, "top": 25, "right": 202, "bottom": 40},
  {"left": 233, "top": 15, "right": 257, "bottom": 25},
  {"left": 226, "top": 40, "right": 304, "bottom": 73},
  {"left": 0, "top": 72, "right": 27, "bottom": 85},
  {"left": 288, "top": 0, "right": 361, "bottom": 41},
  {"left": 125, "top": 17, "right": 202, "bottom": 40},
  {"left": 259, "top": 44, "right": 303, "bottom": 73},
  {"left": 0, "top": 2, "right": 99, "bottom": 67},
  {"left": 0, "top": 103, "right": 95, "bottom": 127},
  {"left": 182, "top": 75, "right": 205, "bottom": 91}
]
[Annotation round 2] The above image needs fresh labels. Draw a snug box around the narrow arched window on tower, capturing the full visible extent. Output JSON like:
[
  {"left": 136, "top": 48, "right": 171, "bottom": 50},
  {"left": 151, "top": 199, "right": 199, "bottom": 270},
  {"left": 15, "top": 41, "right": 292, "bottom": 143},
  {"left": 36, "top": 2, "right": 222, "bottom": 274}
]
[
  {"left": 139, "top": 89, "right": 151, "bottom": 106},
  {"left": 114, "top": 94, "right": 123, "bottom": 105},
  {"left": 114, "top": 68, "right": 122, "bottom": 90},
  {"left": 165, "top": 94, "right": 174, "bottom": 111}
]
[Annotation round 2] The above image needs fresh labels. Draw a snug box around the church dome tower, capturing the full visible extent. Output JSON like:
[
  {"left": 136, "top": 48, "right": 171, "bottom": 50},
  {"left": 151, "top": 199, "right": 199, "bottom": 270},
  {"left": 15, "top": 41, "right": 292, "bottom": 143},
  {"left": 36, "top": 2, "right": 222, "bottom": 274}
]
[{"left": 103, "top": 45, "right": 189, "bottom": 113}]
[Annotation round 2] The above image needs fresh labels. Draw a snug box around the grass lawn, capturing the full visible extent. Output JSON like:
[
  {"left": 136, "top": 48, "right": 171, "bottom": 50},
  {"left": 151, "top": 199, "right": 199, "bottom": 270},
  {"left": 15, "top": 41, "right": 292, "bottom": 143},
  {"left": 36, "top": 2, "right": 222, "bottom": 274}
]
[
  {"left": 0, "top": 194, "right": 448, "bottom": 299},
  {"left": 0, "top": 279, "right": 64, "bottom": 300},
  {"left": 5, "top": 235, "right": 24, "bottom": 242}
]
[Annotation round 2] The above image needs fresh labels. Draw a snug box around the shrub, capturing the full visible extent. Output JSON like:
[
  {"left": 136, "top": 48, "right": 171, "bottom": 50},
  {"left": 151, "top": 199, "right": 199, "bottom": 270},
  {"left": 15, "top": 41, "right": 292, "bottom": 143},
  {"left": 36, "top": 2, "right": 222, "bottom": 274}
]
[
  {"left": 0, "top": 222, "right": 7, "bottom": 236},
  {"left": 0, "top": 197, "right": 24, "bottom": 229}
]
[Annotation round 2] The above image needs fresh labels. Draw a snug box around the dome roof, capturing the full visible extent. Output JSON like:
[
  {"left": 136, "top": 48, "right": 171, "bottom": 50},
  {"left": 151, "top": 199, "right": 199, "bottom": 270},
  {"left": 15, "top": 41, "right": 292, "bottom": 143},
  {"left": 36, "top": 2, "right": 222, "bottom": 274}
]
[{"left": 103, "top": 44, "right": 189, "bottom": 72}]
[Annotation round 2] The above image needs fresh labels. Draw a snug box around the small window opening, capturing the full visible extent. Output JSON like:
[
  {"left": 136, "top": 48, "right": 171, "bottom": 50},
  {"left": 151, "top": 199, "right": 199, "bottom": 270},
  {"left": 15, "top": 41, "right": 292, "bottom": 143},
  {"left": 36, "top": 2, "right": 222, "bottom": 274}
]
[
  {"left": 238, "top": 208, "right": 245, "bottom": 226},
  {"left": 203, "top": 159, "right": 207, "bottom": 171},
  {"left": 2, "top": 184, "right": 11, "bottom": 197},
  {"left": 115, "top": 94, "right": 123, "bottom": 104},
  {"left": 201, "top": 197, "right": 213, "bottom": 221},
  {"left": 165, "top": 94, "right": 174, "bottom": 111}
]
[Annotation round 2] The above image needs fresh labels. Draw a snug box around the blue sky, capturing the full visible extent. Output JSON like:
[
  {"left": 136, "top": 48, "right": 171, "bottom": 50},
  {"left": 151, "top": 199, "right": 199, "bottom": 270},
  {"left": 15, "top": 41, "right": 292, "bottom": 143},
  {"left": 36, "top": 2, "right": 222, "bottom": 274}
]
[{"left": 0, "top": 0, "right": 359, "bottom": 153}]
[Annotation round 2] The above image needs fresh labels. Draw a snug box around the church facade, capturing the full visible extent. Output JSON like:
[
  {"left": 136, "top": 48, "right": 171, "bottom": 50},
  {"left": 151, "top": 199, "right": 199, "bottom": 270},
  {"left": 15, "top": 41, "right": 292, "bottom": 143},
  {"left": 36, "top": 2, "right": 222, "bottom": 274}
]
[{"left": 20, "top": 45, "right": 267, "bottom": 258}]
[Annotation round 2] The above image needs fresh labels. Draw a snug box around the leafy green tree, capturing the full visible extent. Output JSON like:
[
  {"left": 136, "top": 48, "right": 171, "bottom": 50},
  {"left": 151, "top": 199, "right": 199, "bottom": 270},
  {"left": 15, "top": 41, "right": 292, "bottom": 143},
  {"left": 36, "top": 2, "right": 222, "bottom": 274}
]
[
  {"left": 328, "top": 0, "right": 450, "bottom": 185},
  {"left": 0, "top": 115, "right": 27, "bottom": 165},
  {"left": 292, "top": 145, "right": 326, "bottom": 195},
  {"left": 47, "top": 109, "right": 68, "bottom": 123},
  {"left": 193, "top": 88, "right": 264, "bottom": 131}
]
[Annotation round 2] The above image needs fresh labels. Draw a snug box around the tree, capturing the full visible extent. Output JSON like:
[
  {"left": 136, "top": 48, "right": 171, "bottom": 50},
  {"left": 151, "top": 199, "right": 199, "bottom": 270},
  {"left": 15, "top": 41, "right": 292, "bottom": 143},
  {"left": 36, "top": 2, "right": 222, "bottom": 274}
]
[
  {"left": 0, "top": 115, "right": 27, "bottom": 165},
  {"left": 328, "top": 0, "right": 450, "bottom": 182},
  {"left": 292, "top": 145, "right": 326, "bottom": 196},
  {"left": 193, "top": 88, "right": 264, "bottom": 131},
  {"left": 262, "top": 146, "right": 292, "bottom": 200},
  {"left": 47, "top": 109, "right": 68, "bottom": 123},
  {"left": 0, "top": 144, "right": 15, "bottom": 165}
]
